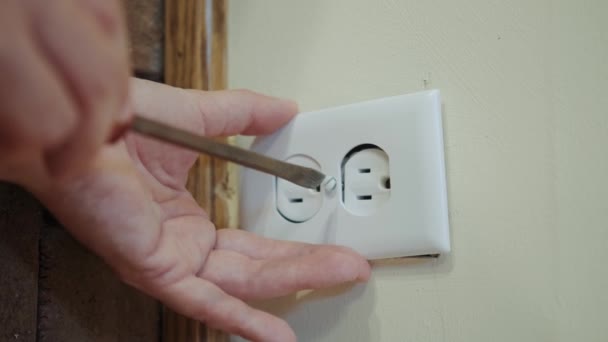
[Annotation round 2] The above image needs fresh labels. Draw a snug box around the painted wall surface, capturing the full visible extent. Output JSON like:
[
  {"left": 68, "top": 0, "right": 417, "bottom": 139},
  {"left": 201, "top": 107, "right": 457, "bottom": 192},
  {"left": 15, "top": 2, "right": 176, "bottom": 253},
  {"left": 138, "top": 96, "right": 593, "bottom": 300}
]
[{"left": 228, "top": 1, "right": 608, "bottom": 341}]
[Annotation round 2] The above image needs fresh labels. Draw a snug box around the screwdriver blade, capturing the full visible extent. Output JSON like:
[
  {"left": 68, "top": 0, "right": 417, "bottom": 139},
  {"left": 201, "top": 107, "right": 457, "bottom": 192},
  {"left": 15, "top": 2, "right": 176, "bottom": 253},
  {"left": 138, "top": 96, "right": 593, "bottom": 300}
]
[{"left": 130, "top": 116, "right": 327, "bottom": 190}]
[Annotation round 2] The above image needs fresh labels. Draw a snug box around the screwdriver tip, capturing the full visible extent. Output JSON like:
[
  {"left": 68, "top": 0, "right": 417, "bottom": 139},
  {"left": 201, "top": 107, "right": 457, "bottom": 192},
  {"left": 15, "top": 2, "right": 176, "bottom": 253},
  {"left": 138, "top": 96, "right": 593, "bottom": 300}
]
[{"left": 323, "top": 177, "right": 338, "bottom": 192}]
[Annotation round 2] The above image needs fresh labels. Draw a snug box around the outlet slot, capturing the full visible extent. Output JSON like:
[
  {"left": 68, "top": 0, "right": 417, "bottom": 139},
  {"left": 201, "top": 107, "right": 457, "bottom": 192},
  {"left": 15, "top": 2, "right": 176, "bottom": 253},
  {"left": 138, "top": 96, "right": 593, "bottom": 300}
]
[
  {"left": 359, "top": 168, "right": 371, "bottom": 173},
  {"left": 289, "top": 198, "right": 304, "bottom": 203},
  {"left": 357, "top": 195, "right": 373, "bottom": 200}
]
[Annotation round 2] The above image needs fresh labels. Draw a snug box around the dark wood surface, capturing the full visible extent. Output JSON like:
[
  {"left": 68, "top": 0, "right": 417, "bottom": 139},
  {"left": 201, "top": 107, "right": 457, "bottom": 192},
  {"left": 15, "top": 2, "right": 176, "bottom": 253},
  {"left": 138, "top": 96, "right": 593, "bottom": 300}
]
[
  {"left": 0, "top": 184, "right": 41, "bottom": 342},
  {"left": 37, "top": 223, "right": 160, "bottom": 342},
  {"left": 0, "top": 1, "right": 166, "bottom": 340},
  {"left": 163, "top": 1, "right": 230, "bottom": 341}
]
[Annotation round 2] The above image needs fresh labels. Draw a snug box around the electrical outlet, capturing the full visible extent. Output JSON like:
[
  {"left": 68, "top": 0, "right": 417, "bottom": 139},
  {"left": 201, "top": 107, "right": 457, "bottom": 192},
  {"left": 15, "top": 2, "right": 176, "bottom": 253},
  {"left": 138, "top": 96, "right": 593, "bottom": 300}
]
[{"left": 240, "top": 90, "right": 450, "bottom": 259}]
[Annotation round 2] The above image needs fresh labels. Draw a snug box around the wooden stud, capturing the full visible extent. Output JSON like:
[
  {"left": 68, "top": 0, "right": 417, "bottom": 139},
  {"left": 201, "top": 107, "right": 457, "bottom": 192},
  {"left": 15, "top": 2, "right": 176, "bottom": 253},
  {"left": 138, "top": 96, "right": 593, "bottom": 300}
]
[
  {"left": 163, "top": 0, "right": 232, "bottom": 341},
  {"left": 208, "top": 0, "right": 238, "bottom": 233},
  {"left": 0, "top": 184, "right": 41, "bottom": 342}
]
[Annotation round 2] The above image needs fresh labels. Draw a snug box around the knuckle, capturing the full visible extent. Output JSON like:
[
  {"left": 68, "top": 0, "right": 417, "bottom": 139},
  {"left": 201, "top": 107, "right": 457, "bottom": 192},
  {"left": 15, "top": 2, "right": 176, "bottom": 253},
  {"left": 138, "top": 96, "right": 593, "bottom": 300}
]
[{"left": 85, "top": 0, "right": 125, "bottom": 37}]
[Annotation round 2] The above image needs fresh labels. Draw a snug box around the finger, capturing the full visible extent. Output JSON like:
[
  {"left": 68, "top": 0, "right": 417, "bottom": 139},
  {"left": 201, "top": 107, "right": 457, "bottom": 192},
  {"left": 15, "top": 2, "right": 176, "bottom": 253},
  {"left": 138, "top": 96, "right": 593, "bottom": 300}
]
[
  {"left": 28, "top": 0, "right": 130, "bottom": 177},
  {"left": 200, "top": 248, "right": 371, "bottom": 301},
  {"left": 0, "top": 5, "right": 77, "bottom": 159},
  {"left": 195, "top": 89, "right": 298, "bottom": 136},
  {"left": 126, "top": 80, "right": 298, "bottom": 183},
  {"left": 157, "top": 276, "right": 296, "bottom": 342},
  {"left": 216, "top": 228, "right": 366, "bottom": 260},
  {"left": 130, "top": 79, "right": 298, "bottom": 137}
]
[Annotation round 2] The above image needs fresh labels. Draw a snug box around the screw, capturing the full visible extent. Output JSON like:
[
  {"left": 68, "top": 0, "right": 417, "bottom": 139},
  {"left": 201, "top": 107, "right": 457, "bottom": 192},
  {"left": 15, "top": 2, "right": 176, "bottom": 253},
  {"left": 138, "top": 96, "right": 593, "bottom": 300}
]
[{"left": 323, "top": 177, "right": 337, "bottom": 192}]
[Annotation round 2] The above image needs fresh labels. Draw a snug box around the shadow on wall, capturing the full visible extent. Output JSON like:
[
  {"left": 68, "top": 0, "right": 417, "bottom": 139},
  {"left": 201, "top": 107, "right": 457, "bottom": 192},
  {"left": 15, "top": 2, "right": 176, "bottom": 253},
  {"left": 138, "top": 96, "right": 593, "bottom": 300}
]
[
  {"left": 233, "top": 282, "right": 376, "bottom": 342},
  {"left": 230, "top": 254, "right": 453, "bottom": 341}
]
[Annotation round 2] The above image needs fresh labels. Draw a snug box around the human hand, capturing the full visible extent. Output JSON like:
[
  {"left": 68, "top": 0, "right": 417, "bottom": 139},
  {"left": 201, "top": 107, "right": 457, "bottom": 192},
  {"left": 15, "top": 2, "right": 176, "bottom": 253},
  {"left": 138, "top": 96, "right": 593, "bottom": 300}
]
[
  {"left": 33, "top": 79, "right": 371, "bottom": 342},
  {"left": 0, "top": 0, "right": 130, "bottom": 184}
]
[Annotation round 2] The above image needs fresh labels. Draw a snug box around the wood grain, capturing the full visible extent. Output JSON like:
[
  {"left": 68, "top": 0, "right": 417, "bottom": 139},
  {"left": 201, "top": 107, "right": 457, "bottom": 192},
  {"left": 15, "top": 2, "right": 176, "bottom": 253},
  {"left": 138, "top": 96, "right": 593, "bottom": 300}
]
[
  {"left": 0, "top": 2, "right": 166, "bottom": 341},
  {"left": 0, "top": 184, "right": 41, "bottom": 342},
  {"left": 208, "top": 0, "right": 238, "bottom": 233},
  {"left": 163, "top": 0, "right": 231, "bottom": 341}
]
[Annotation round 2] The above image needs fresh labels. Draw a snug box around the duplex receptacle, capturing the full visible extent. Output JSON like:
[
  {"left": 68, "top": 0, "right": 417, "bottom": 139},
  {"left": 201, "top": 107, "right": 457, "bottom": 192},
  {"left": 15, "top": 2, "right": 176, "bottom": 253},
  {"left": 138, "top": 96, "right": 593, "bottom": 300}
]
[{"left": 240, "top": 90, "right": 450, "bottom": 259}]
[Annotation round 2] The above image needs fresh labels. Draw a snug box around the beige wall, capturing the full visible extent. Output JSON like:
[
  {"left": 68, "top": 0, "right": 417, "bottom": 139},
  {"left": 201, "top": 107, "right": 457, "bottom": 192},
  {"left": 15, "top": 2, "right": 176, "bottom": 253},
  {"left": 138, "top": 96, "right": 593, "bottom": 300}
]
[{"left": 228, "top": 1, "right": 608, "bottom": 341}]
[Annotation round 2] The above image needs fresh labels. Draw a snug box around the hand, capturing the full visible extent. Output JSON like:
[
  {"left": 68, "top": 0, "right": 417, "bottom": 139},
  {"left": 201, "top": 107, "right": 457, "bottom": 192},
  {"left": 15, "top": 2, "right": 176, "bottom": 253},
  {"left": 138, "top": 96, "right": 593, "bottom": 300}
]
[
  {"left": 32, "top": 79, "right": 371, "bottom": 342},
  {"left": 0, "top": 0, "right": 130, "bottom": 183}
]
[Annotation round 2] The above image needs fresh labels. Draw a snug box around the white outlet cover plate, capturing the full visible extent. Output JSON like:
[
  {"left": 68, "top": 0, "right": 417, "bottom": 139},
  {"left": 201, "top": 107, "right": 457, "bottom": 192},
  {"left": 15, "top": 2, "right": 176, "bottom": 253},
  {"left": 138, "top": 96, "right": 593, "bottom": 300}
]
[{"left": 240, "top": 90, "right": 450, "bottom": 259}]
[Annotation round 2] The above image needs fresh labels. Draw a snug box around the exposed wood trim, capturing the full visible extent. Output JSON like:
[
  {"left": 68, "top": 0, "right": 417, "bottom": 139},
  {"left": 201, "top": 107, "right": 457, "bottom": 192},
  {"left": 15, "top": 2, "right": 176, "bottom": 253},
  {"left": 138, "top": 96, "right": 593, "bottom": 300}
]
[
  {"left": 208, "top": 0, "right": 237, "bottom": 233},
  {"left": 163, "top": 0, "right": 231, "bottom": 341}
]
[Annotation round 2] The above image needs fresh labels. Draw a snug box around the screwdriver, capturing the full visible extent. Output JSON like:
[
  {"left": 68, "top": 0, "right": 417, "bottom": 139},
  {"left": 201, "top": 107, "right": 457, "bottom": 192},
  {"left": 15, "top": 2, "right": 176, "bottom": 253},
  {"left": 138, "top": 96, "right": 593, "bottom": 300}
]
[{"left": 122, "top": 115, "right": 331, "bottom": 190}]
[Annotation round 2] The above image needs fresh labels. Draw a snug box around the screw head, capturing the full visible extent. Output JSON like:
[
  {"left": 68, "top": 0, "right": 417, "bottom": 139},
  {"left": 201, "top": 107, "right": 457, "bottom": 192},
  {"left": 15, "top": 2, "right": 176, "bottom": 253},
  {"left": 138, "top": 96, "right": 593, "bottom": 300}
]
[{"left": 323, "top": 177, "right": 337, "bottom": 192}]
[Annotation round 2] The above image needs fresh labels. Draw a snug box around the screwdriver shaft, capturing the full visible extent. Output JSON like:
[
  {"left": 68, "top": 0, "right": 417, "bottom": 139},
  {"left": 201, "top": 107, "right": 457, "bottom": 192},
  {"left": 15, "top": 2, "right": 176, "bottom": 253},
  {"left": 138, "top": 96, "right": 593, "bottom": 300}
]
[{"left": 130, "top": 116, "right": 327, "bottom": 190}]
